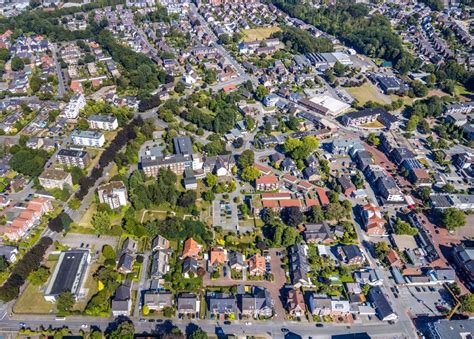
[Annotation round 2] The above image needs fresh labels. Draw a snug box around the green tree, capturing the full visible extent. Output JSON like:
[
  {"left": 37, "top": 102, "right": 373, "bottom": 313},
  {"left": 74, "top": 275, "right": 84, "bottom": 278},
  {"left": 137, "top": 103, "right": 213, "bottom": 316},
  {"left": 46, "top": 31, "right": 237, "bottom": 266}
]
[
  {"left": 238, "top": 149, "right": 255, "bottom": 169},
  {"left": 241, "top": 166, "right": 260, "bottom": 182},
  {"left": 57, "top": 291, "right": 75, "bottom": 313},
  {"left": 442, "top": 208, "right": 466, "bottom": 231},
  {"left": 393, "top": 218, "right": 418, "bottom": 236},
  {"left": 29, "top": 75, "right": 43, "bottom": 93},
  {"left": 108, "top": 321, "right": 135, "bottom": 339},
  {"left": 28, "top": 266, "right": 49, "bottom": 286},
  {"left": 91, "top": 211, "right": 111, "bottom": 234},
  {"left": 375, "top": 241, "right": 389, "bottom": 261},
  {"left": 205, "top": 173, "right": 218, "bottom": 187},
  {"left": 406, "top": 115, "right": 419, "bottom": 132},
  {"left": 281, "top": 226, "right": 299, "bottom": 246},
  {"left": 255, "top": 85, "right": 269, "bottom": 101},
  {"left": 367, "top": 132, "right": 380, "bottom": 146},
  {"left": 102, "top": 245, "right": 116, "bottom": 260},
  {"left": 174, "top": 81, "right": 185, "bottom": 93},
  {"left": 68, "top": 198, "right": 81, "bottom": 210},
  {"left": 11, "top": 56, "right": 24, "bottom": 71},
  {"left": 190, "top": 327, "right": 208, "bottom": 339},
  {"left": 460, "top": 293, "right": 474, "bottom": 313}
]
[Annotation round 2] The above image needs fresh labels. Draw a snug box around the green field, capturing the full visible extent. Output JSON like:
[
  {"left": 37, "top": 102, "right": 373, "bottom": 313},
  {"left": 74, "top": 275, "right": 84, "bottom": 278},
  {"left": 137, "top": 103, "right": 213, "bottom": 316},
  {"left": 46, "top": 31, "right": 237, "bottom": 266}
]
[
  {"left": 242, "top": 27, "right": 281, "bottom": 42},
  {"left": 346, "top": 83, "right": 391, "bottom": 105}
]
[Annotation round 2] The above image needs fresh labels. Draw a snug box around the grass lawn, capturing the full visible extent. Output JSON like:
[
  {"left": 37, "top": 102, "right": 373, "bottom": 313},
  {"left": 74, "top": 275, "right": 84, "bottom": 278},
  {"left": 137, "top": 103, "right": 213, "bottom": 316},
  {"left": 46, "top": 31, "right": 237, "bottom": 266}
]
[
  {"left": 78, "top": 203, "right": 97, "bottom": 229},
  {"left": 13, "top": 282, "right": 54, "bottom": 314},
  {"left": 390, "top": 94, "right": 414, "bottom": 106},
  {"left": 454, "top": 84, "right": 472, "bottom": 98},
  {"left": 242, "top": 26, "right": 281, "bottom": 42},
  {"left": 346, "top": 83, "right": 391, "bottom": 105},
  {"left": 360, "top": 120, "right": 385, "bottom": 128}
]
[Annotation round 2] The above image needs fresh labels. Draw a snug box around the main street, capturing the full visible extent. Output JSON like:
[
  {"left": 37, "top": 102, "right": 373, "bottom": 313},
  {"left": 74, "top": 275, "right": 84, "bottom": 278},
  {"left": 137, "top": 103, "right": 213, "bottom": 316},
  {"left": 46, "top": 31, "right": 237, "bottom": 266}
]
[{"left": 1, "top": 313, "right": 411, "bottom": 339}]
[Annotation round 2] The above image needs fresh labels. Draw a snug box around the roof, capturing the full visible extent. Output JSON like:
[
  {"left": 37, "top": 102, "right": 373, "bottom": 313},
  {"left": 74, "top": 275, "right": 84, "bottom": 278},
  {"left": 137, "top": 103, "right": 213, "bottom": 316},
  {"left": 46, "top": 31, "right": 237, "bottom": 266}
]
[
  {"left": 177, "top": 293, "right": 199, "bottom": 312},
  {"left": 429, "top": 319, "right": 474, "bottom": 338},
  {"left": 57, "top": 148, "right": 88, "bottom": 158},
  {"left": 343, "top": 108, "right": 386, "bottom": 120},
  {"left": 256, "top": 175, "right": 279, "bottom": 185},
  {"left": 210, "top": 247, "right": 226, "bottom": 266},
  {"left": 39, "top": 169, "right": 70, "bottom": 181},
  {"left": 368, "top": 286, "right": 395, "bottom": 319},
  {"left": 341, "top": 245, "right": 363, "bottom": 260},
  {"left": 46, "top": 250, "right": 89, "bottom": 296},
  {"left": 182, "top": 238, "right": 201, "bottom": 258},
  {"left": 173, "top": 136, "right": 193, "bottom": 156},
  {"left": 316, "top": 187, "right": 330, "bottom": 206}
]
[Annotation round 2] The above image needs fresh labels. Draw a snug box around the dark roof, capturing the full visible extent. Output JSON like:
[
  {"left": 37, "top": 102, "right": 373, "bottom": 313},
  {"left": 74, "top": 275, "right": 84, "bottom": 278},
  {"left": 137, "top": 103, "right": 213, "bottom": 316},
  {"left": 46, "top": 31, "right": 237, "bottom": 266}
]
[
  {"left": 208, "top": 293, "right": 238, "bottom": 314},
  {"left": 341, "top": 245, "right": 363, "bottom": 260},
  {"left": 338, "top": 176, "right": 354, "bottom": 190},
  {"left": 368, "top": 286, "right": 395, "bottom": 319},
  {"left": 57, "top": 148, "right": 88, "bottom": 158},
  {"left": 173, "top": 136, "right": 193, "bottom": 156},
  {"left": 118, "top": 253, "right": 134, "bottom": 271},
  {"left": 113, "top": 281, "right": 132, "bottom": 301},
  {"left": 183, "top": 257, "right": 198, "bottom": 274},
  {"left": 177, "top": 293, "right": 199, "bottom": 312},
  {"left": 48, "top": 250, "right": 88, "bottom": 296}
]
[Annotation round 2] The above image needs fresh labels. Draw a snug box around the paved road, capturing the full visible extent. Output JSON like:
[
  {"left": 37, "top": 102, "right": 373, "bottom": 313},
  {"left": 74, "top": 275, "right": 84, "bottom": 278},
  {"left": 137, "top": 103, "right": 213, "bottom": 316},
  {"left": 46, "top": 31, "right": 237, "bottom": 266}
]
[
  {"left": 51, "top": 43, "right": 66, "bottom": 98},
  {"left": 133, "top": 251, "right": 151, "bottom": 318},
  {"left": 1, "top": 314, "right": 411, "bottom": 338}
]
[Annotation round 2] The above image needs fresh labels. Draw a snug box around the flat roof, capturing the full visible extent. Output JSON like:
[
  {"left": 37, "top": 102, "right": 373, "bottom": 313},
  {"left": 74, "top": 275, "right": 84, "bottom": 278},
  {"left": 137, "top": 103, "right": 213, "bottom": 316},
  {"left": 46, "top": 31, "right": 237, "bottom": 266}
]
[{"left": 46, "top": 249, "right": 89, "bottom": 296}]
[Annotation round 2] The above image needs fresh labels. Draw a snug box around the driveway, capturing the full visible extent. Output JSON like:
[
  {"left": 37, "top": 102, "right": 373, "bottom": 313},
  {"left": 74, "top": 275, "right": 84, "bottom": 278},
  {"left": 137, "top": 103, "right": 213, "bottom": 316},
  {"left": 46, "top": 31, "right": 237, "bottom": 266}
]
[
  {"left": 203, "top": 249, "right": 287, "bottom": 321},
  {"left": 60, "top": 233, "right": 119, "bottom": 252}
]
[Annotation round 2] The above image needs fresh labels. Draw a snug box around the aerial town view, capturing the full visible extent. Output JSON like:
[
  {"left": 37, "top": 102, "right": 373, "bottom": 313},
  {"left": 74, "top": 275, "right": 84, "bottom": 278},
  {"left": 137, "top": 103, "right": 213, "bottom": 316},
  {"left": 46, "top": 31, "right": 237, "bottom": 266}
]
[{"left": 0, "top": 0, "right": 472, "bottom": 338}]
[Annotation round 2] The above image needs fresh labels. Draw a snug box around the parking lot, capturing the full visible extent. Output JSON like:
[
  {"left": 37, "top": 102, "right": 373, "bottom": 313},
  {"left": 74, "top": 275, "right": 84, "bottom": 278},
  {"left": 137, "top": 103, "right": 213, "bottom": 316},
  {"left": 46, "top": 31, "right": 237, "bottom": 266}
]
[
  {"left": 212, "top": 199, "right": 238, "bottom": 231},
  {"left": 60, "top": 233, "right": 119, "bottom": 257},
  {"left": 397, "top": 286, "right": 454, "bottom": 317}
]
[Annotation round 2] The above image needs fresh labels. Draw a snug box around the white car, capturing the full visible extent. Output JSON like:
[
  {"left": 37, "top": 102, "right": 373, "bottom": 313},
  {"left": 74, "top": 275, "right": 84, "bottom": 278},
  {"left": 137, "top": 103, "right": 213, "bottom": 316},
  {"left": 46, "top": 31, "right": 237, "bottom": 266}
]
[
  {"left": 81, "top": 324, "right": 88, "bottom": 329},
  {"left": 245, "top": 322, "right": 252, "bottom": 326}
]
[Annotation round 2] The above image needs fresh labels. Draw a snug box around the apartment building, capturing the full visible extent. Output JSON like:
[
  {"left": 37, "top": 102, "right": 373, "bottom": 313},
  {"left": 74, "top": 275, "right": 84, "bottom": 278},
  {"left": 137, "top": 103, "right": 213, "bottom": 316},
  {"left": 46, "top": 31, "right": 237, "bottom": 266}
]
[
  {"left": 97, "top": 181, "right": 128, "bottom": 209},
  {"left": 38, "top": 169, "right": 73, "bottom": 189},
  {"left": 71, "top": 130, "right": 105, "bottom": 147},
  {"left": 87, "top": 115, "right": 118, "bottom": 131},
  {"left": 62, "top": 93, "right": 86, "bottom": 119},
  {"left": 56, "top": 148, "right": 90, "bottom": 169}
]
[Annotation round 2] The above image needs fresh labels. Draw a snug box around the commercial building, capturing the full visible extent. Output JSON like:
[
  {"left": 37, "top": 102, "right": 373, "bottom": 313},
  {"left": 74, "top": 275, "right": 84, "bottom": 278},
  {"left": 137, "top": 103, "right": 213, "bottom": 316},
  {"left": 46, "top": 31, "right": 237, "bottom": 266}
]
[
  {"left": 71, "top": 130, "right": 105, "bottom": 147},
  {"left": 56, "top": 148, "right": 90, "bottom": 169},
  {"left": 44, "top": 249, "right": 90, "bottom": 302},
  {"left": 427, "top": 319, "right": 474, "bottom": 339},
  {"left": 341, "top": 108, "right": 385, "bottom": 126},
  {"left": 97, "top": 181, "right": 128, "bottom": 209},
  {"left": 452, "top": 240, "right": 474, "bottom": 290},
  {"left": 38, "top": 169, "right": 73, "bottom": 189},
  {"left": 87, "top": 115, "right": 118, "bottom": 131}
]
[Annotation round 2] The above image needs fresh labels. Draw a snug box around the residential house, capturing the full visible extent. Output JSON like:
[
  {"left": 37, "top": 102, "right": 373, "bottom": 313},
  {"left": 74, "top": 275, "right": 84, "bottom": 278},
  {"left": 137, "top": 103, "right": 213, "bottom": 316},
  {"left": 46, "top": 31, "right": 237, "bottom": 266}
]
[
  {"left": 183, "top": 257, "right": 199, "bottom": 278},
  {"left": 255, "top": 175, "right": 279, "bottom": 191},
  {"left": 182, "top": 238, "right": 202, "bottom": 259},
  {"left": 228, "top": 251, "right": 245, "bottom": 271},
  {"left": 62, "top": 93, "right": 86, "bottom": 119},
  {"left": 289, "top": 243, "right": 311, "bottom": 287},
  {"left": 0, "top": 245, "right": 18, "bottom": 263},
  {"left": 117, "top": 238, "right": 137, "bottom": 274},
  {"left": 338, "top": 176, "right": 355, "bottom": 197},
  {"left": 376, "top": 176, "right": 403, "bottom": 202},
  {"left": 452, "top": 241, "right": 474, "bottom": 289},
  {"left": 386, "top": 249, "right": 403, "bottom": 268},
  {"left": 177, "top": 293, "right": 200, "bottom": 318},
  {"left": 209, "top": 247, "right": 227, "bottom": 267},
  {"left": 150, "top": 250, "right": 171, "bottom": 278},
  {"left": 247, "top": 253, "right": 266, "bottom": 277},
  {"left": 151, "top": 235, "right": 170, "bottom": 251},
  {"left": 143, "top": 291, "right": 174, "bottom": 311},
  {"left": 303, "top": 222, "right": 334, "bottom": 244},
  {"left": 71, "top": 130, "right": 105, "bottom": 147},
  {"left": 308, "top": 293, "right": 332, "bottom": 316},
  {"left": 111, "top": 281, "right": 132, "bottom": 316},
  {"left": 239, "top": 286, "right": 273, "bottom": 319},
  {"left": 361, "top": 203, "right": 386, "bottom": 236},
  {"left": 354, "top": 269, "right": 384, "bottom": 286},
  {"left": 208, "top": 292, "right": 238, "bottom": 320},
  {"left": 286, "top": 288, "right": 306, "bottom": 317},
  {"left": 338, "top": 245, "right": 364, "bottom": 265}
]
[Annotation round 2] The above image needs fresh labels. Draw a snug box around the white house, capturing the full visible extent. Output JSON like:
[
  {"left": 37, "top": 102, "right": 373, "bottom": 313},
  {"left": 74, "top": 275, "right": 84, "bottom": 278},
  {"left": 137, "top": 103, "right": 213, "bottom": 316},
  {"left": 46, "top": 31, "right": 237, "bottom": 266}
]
[
  {"left": 87, "top": 115, "right": 118, "bottom": 131},
  {"left": 63, "top": 93, "right": 86, "bottom": 119},
  {"left": 97, "top": 181, "right": 128, "bottom": 209},
  {"left": 71, "top": 130, "right": 105, "bottom": 147}
]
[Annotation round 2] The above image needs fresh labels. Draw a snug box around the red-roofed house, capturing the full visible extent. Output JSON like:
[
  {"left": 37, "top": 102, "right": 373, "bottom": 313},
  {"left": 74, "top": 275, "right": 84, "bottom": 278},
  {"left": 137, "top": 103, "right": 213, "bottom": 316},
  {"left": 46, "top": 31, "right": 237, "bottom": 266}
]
[
  {"left": 304, "top": 198, "right": 319, "bottom": 210},
  {"left": 254, "top": 163, "right": 273, "bottom": 175},
  {"left": 209, "top": 247, "right": 227, "bottom": 267},
  {"left": 282, "top": 174, "right": 298, "bottom": 188},
  {"left": 70, "top": 80, "right": 83, "bottom": 93},
  {"left": 182, "top": 238, "right": 202, "bottom": 259},
  {"left": 279, "top": 199, "right": 302, "bottom": 209},
  {"left": 316, "top": 188, "right": 330, "bottom": 206},
  {"left": 261, "top": 193, "right": 291, "bottom": 200},
  {"left": 297, "top": 180, "right": 315, "bottom": 192},
  {"left": 247, "top": 253, "right": 266, "bottom": 276},
  {"left": 255, "top": 175, "right": 279, "bottom": 191},
  {"left": 361, "top": 203, "right": 386, "bottom": 236},
  {"left": 386, "top": 249, "right": 403, "bottom": 268}
]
